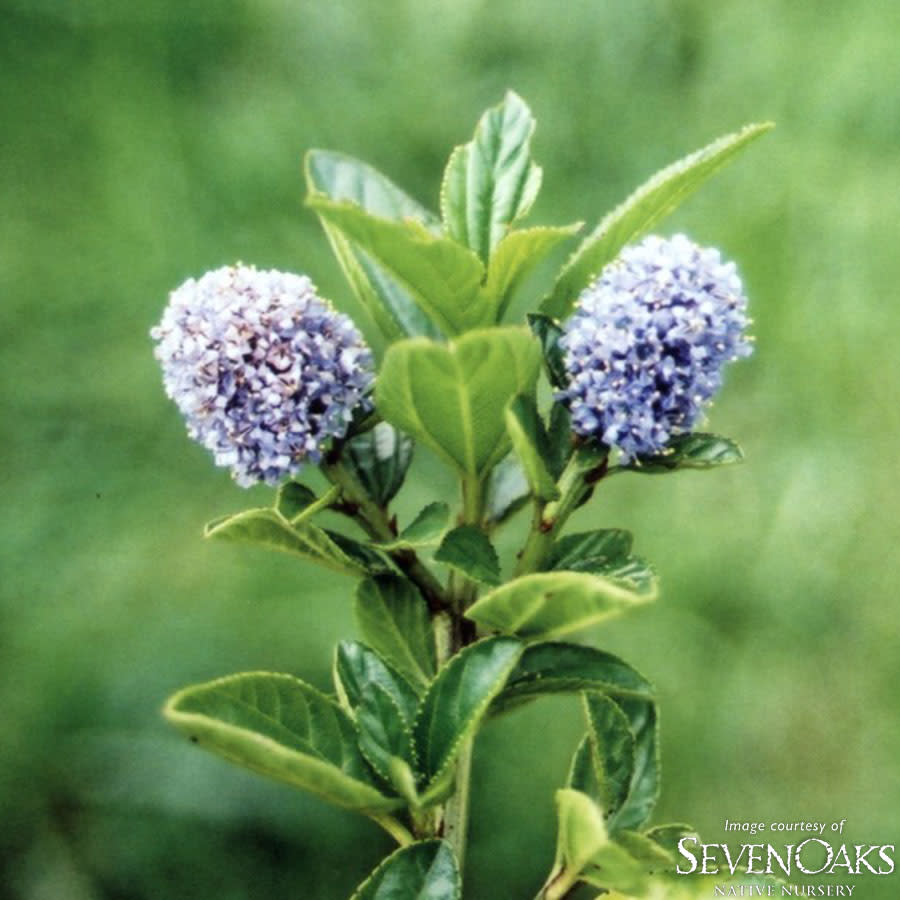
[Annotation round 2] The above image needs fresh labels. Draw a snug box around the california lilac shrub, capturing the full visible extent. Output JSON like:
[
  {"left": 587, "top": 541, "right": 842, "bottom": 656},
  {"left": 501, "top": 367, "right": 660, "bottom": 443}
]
[{"left": 153, "top": 94, "right": 772, "bottom": 899}]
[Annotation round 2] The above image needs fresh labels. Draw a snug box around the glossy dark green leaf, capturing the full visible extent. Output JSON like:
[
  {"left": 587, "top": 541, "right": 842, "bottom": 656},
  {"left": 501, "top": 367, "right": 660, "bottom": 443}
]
[
  {"left": 580, "top": 694, "right": 636, "bottom": 821},
  {"left": 308, "top": 196, "right": 488, "bottom": 336},
  {"left": 441, "top": 91, "right": 543, "bottom": 262},
  {"left": 465, "top": 570, "right": 655, "bottom": 641},
  {"left": 413, "top": 637, "right": 522, "bottom": 786},
  {"left": 624, "top": 432, "right": 744, "bottom": 473},
  {"left": 344, "top": 423, "right": 414, "bottom": 506},
  {"left": 527, "top": 313, "right": 569, "bottom": 390},
  {"left": 542, "top": 121, "right": 773, "bottom": 319},
  {"left": 355, "top": 576, "right": 436, "bottom": 693},
  {"left": 164, "top": 673, "right": 398, "bottom": 812},
  {"left": 486, "top": 455, "right": 531, "bottom": 524},
  {"left": 434, "top": 525, "right": 501, "bottom": 586},
  {"left": 275, "top": 482, "right": 317, "bottom": 520},
  {"left": 334, "top": 640, "right": 420, "bottom": 724},
  {"left": 492, "top": 642, "right": 653, "bottom": 714},
  {"left": 350, "top": 840, "right": 461, "bottom": 900},
  {"left": 505, "top": 394, "right": 559, "bottom": 502},
  {"left": 549, "top": 529, "right": 633, "bottom": 570},
  {"left": 485, "top": 224, "right": 581, "bottom": 319},
  {"left": 356, "top": 682, "right": 417, "bottom": 781},
  {"left": 375, "top": 502, "right": 451, "bottom": 551},
  {"left": 545, "top": 403, "right": 574, "bottom": 479},
  {"left": 305, "top": 149, "right": 441, "bottom": 340},
  {"left": 375, "top": 328, "right": 542, "bottom": 477},
  {"left": 204, "top": 508, "right": 376, "bottom": 576}
]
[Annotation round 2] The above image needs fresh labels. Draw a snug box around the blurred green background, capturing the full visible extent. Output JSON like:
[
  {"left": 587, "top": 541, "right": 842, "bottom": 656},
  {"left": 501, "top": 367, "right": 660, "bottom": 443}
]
[{"left": 3, "top": 1, "right": 899, "bottom": 897}]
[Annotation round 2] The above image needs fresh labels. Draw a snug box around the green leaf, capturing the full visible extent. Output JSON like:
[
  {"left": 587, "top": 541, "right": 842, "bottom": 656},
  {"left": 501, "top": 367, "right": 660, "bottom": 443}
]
[
  {"left": 350, "top": 840, "right": 461, "bottom": 900},
  {"left": 441, "top": 91, "right": 543, "bottom": 262},
  {"left": 486, "top": 455, "right": 530, "bottom": 524},
  {"left": 434, "top": 525, "right": 501, "bottom": 586},
  {"left": 485, "top": 224, "right": 581, "bottom": 319},
  {"left": 356, "top": 682, "right": 417, "bottom": 781},
  {"left": 275, "top": 482, "right": 317, "bottom": 520},
  {"left": 614, "top": 830, "right": 675, "bottom": 869},
  {"left": 623, "top": 432, "right": 744, "bottom": 473},
  {"left": 375, "top": 502, "right": 451, "bottom": 551},
  {"left": 645, "top": 823, "right": 699, "bottom": 859},
  {"left": 375, "top": 328, "right": 542, "bottom": 478},
  {"left": 549, "top": 529, "right": 634, "bottom": 570},
  {"left": 413, "top": 637, "right": 522, "bottom": 786},
  {"left": 465, "top": 570, "right": 655, "bottom": 641},
  {"left": 164, "top": 673, "right": 398, "bottom": 812},
  {"left": 355, "top": 576, "right": 436, "bottom": 693},
  {"left": 304, "top": 149, "right": 440, "bottom": 340},
  {"left": 542, "top": 122, "right": 774, "bottom": 319},
  {"left": 610, "top": 695, "right": 660, "bottom": 831},
  {"left": 553, "top": 788, "right": 609, "bottom": 876},
  {"left": 204, "top": 508, "right": 378, "bottom": 577},
  {"left": 308, "top": 196, "right": 488, "bottom": 337},
  {"left": 344, "top": 423, "right": 414, "bottom": 506},
  {"left": 546, "top": 403, "right": 574, "bottom": 479},
  {"left": 527, "top": 313, "right": 569, "bottom": 389},
  {"left": 579, "top": 840, "right": 650, "bottom": 896},
  {"left": 334, "top": 640, "right": 420, "bottom": 724},
  {"left": 579, "top": 694, "right": 636, "bottom": 821},
  {"left": 504, "top": 394, "right": 559, "bottom": 502},
  {"left": 492, "top": 642, "right": 653, "bottom": 714}
]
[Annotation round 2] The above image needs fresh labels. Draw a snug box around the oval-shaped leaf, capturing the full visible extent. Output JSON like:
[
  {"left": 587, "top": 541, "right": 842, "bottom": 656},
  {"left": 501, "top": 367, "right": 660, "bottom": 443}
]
[
  {"left": 334, "top": 640, "right": 420, "bottom": 724},
  {"left": 492, "top": 642, "right": 653, "bottom": 714},
  {"left": 413, "top": 637, "right": 522, "bottom": 786},
  {"left": 355, "top": 576, "right": 436, "bottom": 693},
  {"left": 434, "top": 525, "right": 501, "bottom": 586},
  {"left": 542, "top": 122, "right": 774, "bottom": 319},
  {"left": 350, "top": 840, "right": 461, "bottom": 900},
  {"left": 344, "top": 423, "right": 414, "bottom": 506},
  {"left": 623, "top": 433, "right": 744, "bottom": 473},
  {"left": 579, "top": 694, "right": 636, "bottom": 821},
  {"left": 505, "top": 394, "right": 559, "bottom": 502},
  {"left": 375, "top": 328, "right": 542, "bottom": 477},
  {"left": 164, "top": 672, "right": 398, "bottom": 812},
  {"left": 204, "top": 508, "right": 380, "bottom": 576},
  {"left": 465, "top": 571, "right": 655, "bottom": 641},
  {"left": 356, "top": 682, "right": 417, "bottom": 781},
  {"left": 609, "top": 695, "right": 659, "bottom": 832},
  {"left": 305, "top": 149, "right": 441, "bottom": 341},
  {"left": 441, "top": 91, "right": 543, "bottom": 262},
  {"left": 375, "top": 502, "right": 451, "bottom": 552},
  {"left": 308, "top": 197, "right": 488, "bottom": 337},
  {"left": 549, "top": 529, "right": 633, "bottom": 570}
]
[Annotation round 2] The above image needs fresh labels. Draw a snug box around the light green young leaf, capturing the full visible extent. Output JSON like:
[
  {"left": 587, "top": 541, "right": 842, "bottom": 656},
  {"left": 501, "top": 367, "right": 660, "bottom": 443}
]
[
  {"left": 554, "top": 788, "right": 609, "bottom": 876},
  {"left": 307, "top": 196, "right": 488, "bottom": 336},
  {"left": 344, "top": 423, "right": 414, "bottom": 506},
  {"left": 465, "top": 570, "right": 655, "bottom": 641},
  {"left": 355, "top": 576, "right": 436, "bottom": 692},
  {"left": 441, "top": 91, "right": 543, "bottom": 262},
  {"left": 204, "top": 508, "right": 380, "bottom": 577},
  {"left": 333, "top": 640, "right": 420, "bottom": 724},
  {"left": 505, "top": 394, "right": 559, "bottom": 502},
  {"left": 305, "top": 149, "right": 441, "bottom": 340},
  {"left": 492, "top": 642, "right": 653, "bottom": 714},
  {"left": 375, "top": 502, "right": 451, "bottom": 551},
  {"left": 164, "top": 672, "right": 398, "bottom": 812},
  {"left": 413, "top": 637, "right": 522, "bottom": 787},
  {"left": 485, "top": 224, "right": 581, "bottom": 320},
  {"left": 434, "top": 525, "right": 501, "bottom": 586},
  {"left": 356, "top": 682, "right": 417, "bottom": 782},
  {"left": 375, "top": 328, "right": 542, "bottom": 478},
  {"left": 542, "top": 122, "right": 774, "bottom": 319},
  {"left": 622, "top": 432, "right": 744, "bottom": 473},
  {"left": 350, "top": 840, "right": 461, "bottom": 900}
]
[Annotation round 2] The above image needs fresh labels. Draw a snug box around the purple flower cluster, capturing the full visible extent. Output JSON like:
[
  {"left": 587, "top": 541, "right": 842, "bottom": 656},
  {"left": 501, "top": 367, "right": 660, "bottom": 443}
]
[
  {"left": 559, "top": 234, "right": 752, "bottom": 459},
  {"left": 151, "top": 265, "right": 373, "bottom": 486}
]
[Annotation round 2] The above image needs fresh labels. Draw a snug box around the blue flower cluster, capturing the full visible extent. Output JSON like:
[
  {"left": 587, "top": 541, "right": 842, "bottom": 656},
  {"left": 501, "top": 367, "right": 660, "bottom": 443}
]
[
  {"left": 151, "top": 265, "right": 373, "bottom": 486},
  {"left": 559, "top": 234, "right": 752, "bottom": 459}
]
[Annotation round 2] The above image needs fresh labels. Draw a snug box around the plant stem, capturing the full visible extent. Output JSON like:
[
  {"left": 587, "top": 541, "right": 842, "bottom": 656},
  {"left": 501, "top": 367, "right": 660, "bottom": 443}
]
[
  {"left": 442, "top": 737, "right": 473, "bottom": 871},
  {"left": 369, "top": 813, "right": 414, "bottom": 847}
]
